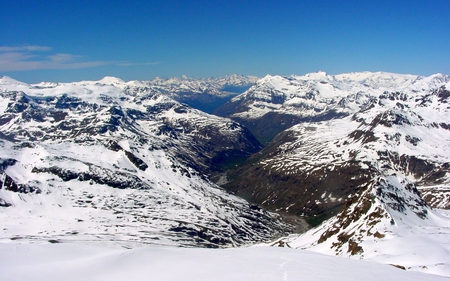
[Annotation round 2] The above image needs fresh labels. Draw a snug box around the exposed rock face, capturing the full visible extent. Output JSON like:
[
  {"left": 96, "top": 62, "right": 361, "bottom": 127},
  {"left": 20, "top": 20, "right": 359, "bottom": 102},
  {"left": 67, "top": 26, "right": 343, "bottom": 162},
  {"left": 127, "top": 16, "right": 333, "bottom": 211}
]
[
  {"left": 0, "top": 87, "right": 262, "bottom": 179},
  {"left": 1, "top": 72, "right": 450, "bottom": 252},
  {"left": 315, "top": 175, "right": 429, "bottom": 247}
]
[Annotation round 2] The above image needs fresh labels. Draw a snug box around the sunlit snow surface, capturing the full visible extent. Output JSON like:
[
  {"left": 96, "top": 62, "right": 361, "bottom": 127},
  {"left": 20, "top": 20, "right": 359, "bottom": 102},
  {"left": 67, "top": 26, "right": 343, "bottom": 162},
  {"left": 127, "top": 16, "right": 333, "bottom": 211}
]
[
  {"left": 283, "top": 209, "right": 450, "bottom": 277},
  {"left": 230, "top": 71, "right": 450, "bottom": 120},
  {"left": 0, "top": 242, "right": 447, "bottom": 281}
]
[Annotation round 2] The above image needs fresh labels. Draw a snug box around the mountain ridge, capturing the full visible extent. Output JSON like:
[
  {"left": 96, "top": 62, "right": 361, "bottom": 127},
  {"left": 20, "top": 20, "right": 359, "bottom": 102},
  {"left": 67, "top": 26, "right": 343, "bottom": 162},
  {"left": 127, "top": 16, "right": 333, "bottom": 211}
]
[
  {"left": 219, "top": 71, "right": 450, "bottom": 275},
  {"left": 215, "top": 71, "right": 450, "bottom": 144}
]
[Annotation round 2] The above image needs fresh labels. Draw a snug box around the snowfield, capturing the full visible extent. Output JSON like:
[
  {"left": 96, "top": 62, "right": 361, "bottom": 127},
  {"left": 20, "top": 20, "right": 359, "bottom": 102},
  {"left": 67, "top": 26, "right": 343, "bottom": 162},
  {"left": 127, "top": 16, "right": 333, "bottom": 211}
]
[
  {"left": 283, "top": 209, "right": 450, "bottom": 277},
  {"left": 0, "top": 241, "right": 447, "bottom": 281}
]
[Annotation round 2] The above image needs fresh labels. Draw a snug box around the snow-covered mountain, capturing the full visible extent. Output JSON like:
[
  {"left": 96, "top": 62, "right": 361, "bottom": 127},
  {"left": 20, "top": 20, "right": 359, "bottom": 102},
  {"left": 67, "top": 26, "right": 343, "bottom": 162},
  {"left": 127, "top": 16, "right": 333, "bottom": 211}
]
[
  {"left": 215, "top": 71, "right": 450, "bottom": 144},
  {"left": 0, "top": 76, "right": 288, "bottom": 247},
  {"left": 20, "top": 74, "right": 258, "bottom": 114},
  {"left": 2, "top": 71, "right": 450, "bottom": 277},
  {"left": 256, "top": 96, "right": 450, "bottom": 274},
  {"left": 222, "top": 71, "right": 450, "bottom": 212},
  {"left": 222, "top": 71, "right": 450, "bottom": 275}
]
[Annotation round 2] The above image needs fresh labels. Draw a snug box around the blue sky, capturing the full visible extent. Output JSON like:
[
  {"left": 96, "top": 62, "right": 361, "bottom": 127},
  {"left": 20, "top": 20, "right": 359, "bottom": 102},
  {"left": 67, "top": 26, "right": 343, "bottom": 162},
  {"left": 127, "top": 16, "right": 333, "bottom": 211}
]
[{"left": 1, "top": 0, "right": 449, "bottom": 83}]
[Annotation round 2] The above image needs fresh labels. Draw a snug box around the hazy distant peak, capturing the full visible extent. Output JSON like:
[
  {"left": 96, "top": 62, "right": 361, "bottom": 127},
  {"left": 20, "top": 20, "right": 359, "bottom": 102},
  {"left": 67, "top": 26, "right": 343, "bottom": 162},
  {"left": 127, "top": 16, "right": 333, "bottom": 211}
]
[{"left": 98, "top": 76, "right": 125, "bottom": 85}]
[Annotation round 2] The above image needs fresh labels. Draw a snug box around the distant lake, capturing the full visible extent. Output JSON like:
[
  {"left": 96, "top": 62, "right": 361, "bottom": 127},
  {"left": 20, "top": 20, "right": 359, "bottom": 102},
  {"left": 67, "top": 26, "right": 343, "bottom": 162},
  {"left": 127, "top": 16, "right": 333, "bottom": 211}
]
[{"left": 220, "top": 85, "right": 252, "bottom": 93}]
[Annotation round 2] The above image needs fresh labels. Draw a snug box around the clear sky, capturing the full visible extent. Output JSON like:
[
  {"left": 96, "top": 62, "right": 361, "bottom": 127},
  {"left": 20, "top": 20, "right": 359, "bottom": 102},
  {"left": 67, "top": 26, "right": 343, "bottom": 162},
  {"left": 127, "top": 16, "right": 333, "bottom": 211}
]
[{"left": 1, "top": 0, "right": 449, "bottom": 83}]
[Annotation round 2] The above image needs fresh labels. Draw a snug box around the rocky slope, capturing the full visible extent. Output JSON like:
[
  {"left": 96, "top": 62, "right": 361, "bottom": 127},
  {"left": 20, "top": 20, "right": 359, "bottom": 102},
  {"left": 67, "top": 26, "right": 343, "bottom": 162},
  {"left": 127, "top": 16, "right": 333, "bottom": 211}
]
[
  {"left": 280, "top": 186, "right": 450, "bottom": 276},
  {"left": 0, "top": 76, "right": 288, "bottom": 247}
]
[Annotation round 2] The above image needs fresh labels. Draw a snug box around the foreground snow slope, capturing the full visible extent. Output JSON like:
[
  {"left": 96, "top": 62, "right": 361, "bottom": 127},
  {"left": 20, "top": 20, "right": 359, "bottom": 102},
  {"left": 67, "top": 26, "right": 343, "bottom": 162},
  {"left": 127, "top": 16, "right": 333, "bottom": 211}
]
[
  {"left": 0, "top": 241, "right": 446, "bottom": 281},
  {"left": 283, "top": 209, "right": 450, "bottom": 277}
]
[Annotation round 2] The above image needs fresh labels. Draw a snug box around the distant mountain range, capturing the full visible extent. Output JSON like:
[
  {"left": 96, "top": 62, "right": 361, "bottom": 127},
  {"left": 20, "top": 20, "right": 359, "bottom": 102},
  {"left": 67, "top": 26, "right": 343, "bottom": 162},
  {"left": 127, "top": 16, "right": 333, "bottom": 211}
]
[{"left": 115, "top": 74, "right": 257, "bottom": 114}]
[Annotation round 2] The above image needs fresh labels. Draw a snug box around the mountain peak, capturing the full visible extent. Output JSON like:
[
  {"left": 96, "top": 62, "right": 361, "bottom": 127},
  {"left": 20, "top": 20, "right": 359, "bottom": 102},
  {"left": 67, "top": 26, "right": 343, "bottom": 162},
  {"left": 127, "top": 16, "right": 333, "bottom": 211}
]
[
  {"left": 0, "top": 76, "right": 30, "bottom": 87},
  {"left": 305, "top": 70, "right": 328, "bottom": 77},
  {"left": 98, "top": 76, "right": 125, "bottom": 85}
]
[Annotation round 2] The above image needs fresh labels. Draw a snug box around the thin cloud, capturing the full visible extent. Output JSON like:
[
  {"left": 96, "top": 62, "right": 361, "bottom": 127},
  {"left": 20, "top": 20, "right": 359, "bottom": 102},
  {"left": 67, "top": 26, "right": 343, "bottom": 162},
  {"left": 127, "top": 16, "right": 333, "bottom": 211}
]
[
  {"left": 0, "top": 45, "right": 52, "bottom": 52},
  {"left": 0, "top": 45, "right": 159, "bottom": 71}
]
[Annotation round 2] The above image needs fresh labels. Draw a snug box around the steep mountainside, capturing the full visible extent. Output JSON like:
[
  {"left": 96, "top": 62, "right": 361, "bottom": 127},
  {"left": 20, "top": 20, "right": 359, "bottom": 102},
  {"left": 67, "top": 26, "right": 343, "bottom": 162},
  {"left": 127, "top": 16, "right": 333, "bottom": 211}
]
[
  {"left": 224, "top": 72, "right": 450, "bottom": 223},
  {"left": 0, "top": 76, "right": 287, "bottom": 247},
  {"left": 282, "top": 195, "right": 450, "bottom": 276}
]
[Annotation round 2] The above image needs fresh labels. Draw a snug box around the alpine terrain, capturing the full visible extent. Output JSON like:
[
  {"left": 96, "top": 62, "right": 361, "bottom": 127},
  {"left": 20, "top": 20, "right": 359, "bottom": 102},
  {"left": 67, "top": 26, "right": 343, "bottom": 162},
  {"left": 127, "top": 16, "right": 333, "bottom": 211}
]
[
  {"left": 1, "top": 72, "right": 450, "bottom": 278},
  {"left": 0, "top": 75, "right": 288, "bottom": 248},
  {"left": 220, "top": 71, "right": 450, "bottom": 276}
]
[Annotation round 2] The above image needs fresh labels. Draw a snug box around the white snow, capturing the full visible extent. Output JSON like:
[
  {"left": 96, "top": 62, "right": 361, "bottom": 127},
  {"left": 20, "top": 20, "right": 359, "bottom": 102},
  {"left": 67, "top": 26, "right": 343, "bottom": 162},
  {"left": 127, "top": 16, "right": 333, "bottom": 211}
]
[
  {"left": 285, "top": 209, "right": 450, "bottom": 277},
  {"left": 230, "top": 71, "right": 450, "bottom": 120},
  {"left": 0, "top": 241, "right": 446, "bottom": 281}
]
